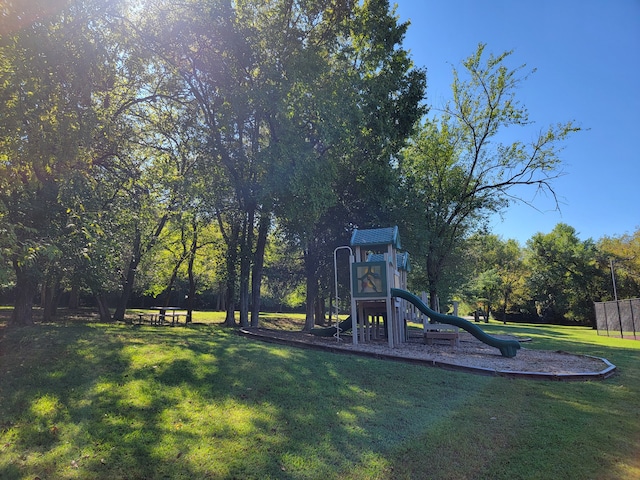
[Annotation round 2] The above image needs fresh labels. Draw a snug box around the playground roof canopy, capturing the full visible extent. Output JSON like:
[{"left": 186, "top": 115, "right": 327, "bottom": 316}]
[
  {"left": 367, "top": 251, "right": 411, "bottom": 271},
  {"left": 350, "top": 226, "right": 401, "bottom": 250}
]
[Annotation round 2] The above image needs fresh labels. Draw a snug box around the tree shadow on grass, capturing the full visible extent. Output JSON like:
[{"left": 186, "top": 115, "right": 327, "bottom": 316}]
[
  {"left": 132, "top": 326, "right": 494, "bottom": 477},
  {"left": 1, "top": 321, "right": 490, "bottom": 478},
  {"left": 0, "top": 323, "right": 178, "bottom": 477}
]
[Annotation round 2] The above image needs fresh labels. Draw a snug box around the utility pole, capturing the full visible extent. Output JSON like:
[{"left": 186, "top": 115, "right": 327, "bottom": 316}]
[
  {"left": 610, "top": 258, "right": 624, "bottom": 337},
  {"left": 609, "top": 258, "right": 618, "bottom": 301}
]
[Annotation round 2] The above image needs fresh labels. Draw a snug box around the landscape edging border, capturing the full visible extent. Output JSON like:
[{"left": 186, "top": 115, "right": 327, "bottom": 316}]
[{"left": 239, "top": 328, "right": 617, "bottom": 381}]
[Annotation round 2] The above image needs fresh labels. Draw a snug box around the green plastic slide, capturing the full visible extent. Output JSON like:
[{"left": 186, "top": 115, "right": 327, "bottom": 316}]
[
  {"left": 391, "top": 288, "right": 520, "bottom": 357},
  {"left": 310, "top": 317, "right": 353, "bottom": 337}
]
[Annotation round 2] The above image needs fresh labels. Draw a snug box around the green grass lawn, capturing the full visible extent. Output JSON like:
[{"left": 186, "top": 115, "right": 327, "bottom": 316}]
[{"left": 0, "top": 310, "right": 639, "bottom": 479}]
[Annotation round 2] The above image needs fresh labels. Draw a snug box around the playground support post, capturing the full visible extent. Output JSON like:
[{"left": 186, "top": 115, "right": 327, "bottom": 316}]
[
  {"left": 384, "top": 252, "right": 395, "bottom": 348},
  {"left": 333, "top": 246, "right": 353, "bottom": 342}
]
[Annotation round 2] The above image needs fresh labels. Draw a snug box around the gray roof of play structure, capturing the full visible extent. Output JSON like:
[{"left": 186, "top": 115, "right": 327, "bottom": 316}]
[{"left": 350, "top": 226, "right": 401, "bottom": 249}]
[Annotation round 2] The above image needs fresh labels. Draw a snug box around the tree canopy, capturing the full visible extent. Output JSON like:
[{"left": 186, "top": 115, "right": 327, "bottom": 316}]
[
  {"left": 2, "top": 3, "right": 637, "bottom": 329},
  {"left": 0, "top": 0, "right": 426, "bottom": 326},
  {"left": 396, "top": 44, "right": 580, "bottom": 310}
]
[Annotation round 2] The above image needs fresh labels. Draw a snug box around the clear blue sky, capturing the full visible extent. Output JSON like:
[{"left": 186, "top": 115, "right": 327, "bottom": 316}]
[{"left": 394, "top": 0, "right": 640, "bottom": 245}]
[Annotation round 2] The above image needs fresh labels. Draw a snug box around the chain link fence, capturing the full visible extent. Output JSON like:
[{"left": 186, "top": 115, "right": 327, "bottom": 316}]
[{"left": 594, "top": 298, "right": 640, "bottom": 339}]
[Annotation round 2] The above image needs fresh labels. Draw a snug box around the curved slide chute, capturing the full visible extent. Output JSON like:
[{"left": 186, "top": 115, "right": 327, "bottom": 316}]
[
  {"left": 310, "top": 317, "right": 353, "bottom": 337},
  {"left": 391, "top": 288, "right": 520, "bottom": 358}
]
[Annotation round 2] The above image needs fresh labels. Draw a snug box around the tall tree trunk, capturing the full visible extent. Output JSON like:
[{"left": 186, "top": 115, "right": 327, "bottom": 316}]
[
  {"left": 239, "top": 209, "right": 254, "bottom": 328},
  {"left": 186, "top": 222, "right": 198, "bottom": 323},
  {"left": 68, "top": 283, "right": 80, "bottom": 309},
  {"left": 428, "top": 286, "right": 439, "bottom": 313},
  {"left": 502, "top": 290, "right": 510, "bottom": 324},
  {"left": 113, "top": 229, "right": 142, "bottom": 323},
  {"left": 42, "top": 278, "right": 61, "bottom": 322},
  {"left": 250, "top": 212, "right": 269, "bottom": 327},
  {"left": 94, "top": 293, "right": 111, "bottom": 323},
  {"left": 216, "top": 282, "right": 225, "bottom": 311},
  {"left": 114, "top": 215, "right": 169, "bottom": 322},
  {"left": 162, "top": 252, "right": 186, "bottom": 307},
  {"left": 314, "top": 296, "right": 325, "bottom": 326},
  {"left": 223, "top": 227, "right": 240, "bottom": 327},
  {"left": 304, "top": 275, "right": 318, "bottom": 331},
  {"left": 95, "top": 294, "right": 111, "bottom": 322},
  {"left": 426, "top": 252, "right": 442, "bottom": 312},
  {"left": 217, "top": 210, "right": 241, "bottom": 327},
  {"left": 224, "top": 282, "right": 236, "bottom": 326},
  {"left": 10, "top": 263, "right": 37, "bottom": 327},
  {"left": 303, "top": 244, "right": 319, "bottom": 331}
]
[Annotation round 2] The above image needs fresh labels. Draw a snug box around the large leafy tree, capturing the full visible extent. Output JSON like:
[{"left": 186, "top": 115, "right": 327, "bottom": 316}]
[
  {"left": 0, "top": 0, "right": 125, "bottom": 325},
  {"left": 397, "top": 120, "right": 475, "bottom": 309},
  {"left": 0, "top": 0, "right": 422, "bottom": 328},
  {"left": 525, "top": 223, "right": 602, "bottom": 324},
  {"left": 261, "top": 226, "right": 306, "bottom": 312},
  {"left": 109, "top": 81, "right": 208, "bottom": 322},
  {"left": 131, "top": 0, "right": 354, "bottom": 327},
  {"left": 397, "top": 44, "right": 579, "bottom": 309},
  {"left": 0, "top": 0, "right": 199, "bottom": 324},
  {"left": 274, "top": 0, "right": 426, "bottom": 329},
  {"left": 464, "top": 233, "right": 525, "bottom": 322},
  {"left": 598, "top": 229, "right": 640, "bottom": 301},
  {"left": 255, "top": 0, "right": 426, "bottom": 330},
  {"left": 137, "top": 209, "right": 224, "bottom": 315},
  {"left": 133, "top": 0, "right": 424, "bottom": 330}
]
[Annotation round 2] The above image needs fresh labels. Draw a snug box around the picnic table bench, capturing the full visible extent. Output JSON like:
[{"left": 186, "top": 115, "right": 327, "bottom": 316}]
[{"left": 135, "top": 307, "right": 189, "bottom": 326}]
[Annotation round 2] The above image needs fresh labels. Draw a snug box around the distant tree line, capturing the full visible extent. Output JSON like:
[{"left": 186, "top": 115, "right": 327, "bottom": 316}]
[
  {"left": 446, "top": 224, "right": 640, "bottom": 326},
  {"left": 3, "top": 0, "right": 630, "bottom": 328}
]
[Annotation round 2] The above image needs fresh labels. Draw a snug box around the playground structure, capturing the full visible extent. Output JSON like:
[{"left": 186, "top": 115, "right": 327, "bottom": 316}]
[
  {"left": 320, "top": 226, "right": 520, "bottom": 358},
  {"left": 347, "top": 226, "right": 406, "bottom": 348}
]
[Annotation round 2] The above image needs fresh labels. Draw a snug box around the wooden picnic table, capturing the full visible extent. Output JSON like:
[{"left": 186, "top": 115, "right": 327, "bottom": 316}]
[
  {"left": 153, "top": 307, "right": 187, "bottom": 325},
  {"left": 135, "top": 307, "right": 188, "bottom": 326}
]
